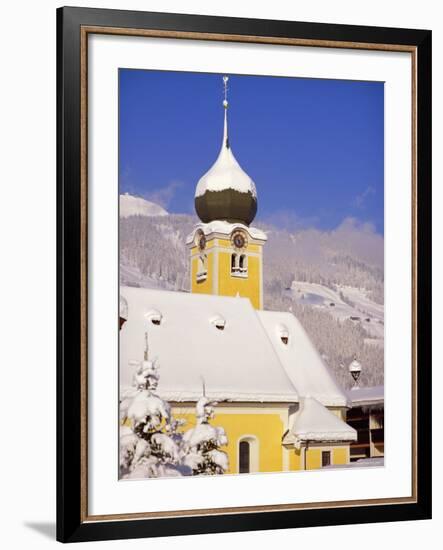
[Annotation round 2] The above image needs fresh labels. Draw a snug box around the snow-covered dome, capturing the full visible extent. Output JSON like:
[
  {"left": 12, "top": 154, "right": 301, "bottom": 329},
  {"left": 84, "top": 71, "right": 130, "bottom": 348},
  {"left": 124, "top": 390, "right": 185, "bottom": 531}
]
[{"left": 195, "top": 78, "right": 257, "bottom": 226}]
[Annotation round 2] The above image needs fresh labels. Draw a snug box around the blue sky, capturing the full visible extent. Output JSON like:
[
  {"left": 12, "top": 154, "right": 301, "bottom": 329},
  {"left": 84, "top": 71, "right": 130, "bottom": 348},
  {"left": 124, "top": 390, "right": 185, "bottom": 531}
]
[{"left": 119, "top": 69, "right": 384, "bottom": 233}]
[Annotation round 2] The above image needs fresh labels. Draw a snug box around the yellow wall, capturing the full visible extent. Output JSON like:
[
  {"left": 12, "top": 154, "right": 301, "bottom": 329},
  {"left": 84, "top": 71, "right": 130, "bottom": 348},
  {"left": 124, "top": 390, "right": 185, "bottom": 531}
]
[
  {"left": 218, "top": 251, "right": 261, "bottom": 309},
  {"left": 289, "top": 447, "right": 303, "bottom": 470},
  {"left": 190, "top": 237, "right": 263, "bottom": 309},
  {"left": 333, "top": 447, "right": 348, "bottom": 465},
  {"left": 287, "top": 445, "right": 349, "bottom": 470},
  {"left": 305, "top": 448, "right": 322, "bottom": 470},
  {"left": 305, "top": 446, "right": 349, "bottom": 470},
  {"left": 172, "top": 405, "right": 285, "bottom": 474}
]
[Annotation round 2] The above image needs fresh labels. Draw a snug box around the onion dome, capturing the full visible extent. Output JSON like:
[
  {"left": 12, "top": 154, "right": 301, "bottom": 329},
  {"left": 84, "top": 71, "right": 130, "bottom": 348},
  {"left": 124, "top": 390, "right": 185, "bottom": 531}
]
[{"left": 195, "top": 76, "right": 257, "bottom": 226}]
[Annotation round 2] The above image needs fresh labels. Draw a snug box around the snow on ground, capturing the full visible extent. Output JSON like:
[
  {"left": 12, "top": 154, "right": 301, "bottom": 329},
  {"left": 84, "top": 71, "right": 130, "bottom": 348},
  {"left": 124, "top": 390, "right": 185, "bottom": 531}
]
[
  {"left": 120, "top": 193, "right": 168, "bottom": 218},
  {"left": 340, "top": 285, "right": 384, "bottom": 319},
  {"left": 323, "top": 457, "right": 384, "bottom": 469},
  {"left": 287, "top": 281, "right": 384, "bottom": 340}
]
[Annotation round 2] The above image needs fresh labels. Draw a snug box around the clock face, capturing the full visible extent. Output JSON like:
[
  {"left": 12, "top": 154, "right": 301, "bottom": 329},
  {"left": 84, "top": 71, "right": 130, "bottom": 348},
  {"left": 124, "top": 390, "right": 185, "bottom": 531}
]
[{"left": 231, "top": 230, "right": 247, "bottom": 250}]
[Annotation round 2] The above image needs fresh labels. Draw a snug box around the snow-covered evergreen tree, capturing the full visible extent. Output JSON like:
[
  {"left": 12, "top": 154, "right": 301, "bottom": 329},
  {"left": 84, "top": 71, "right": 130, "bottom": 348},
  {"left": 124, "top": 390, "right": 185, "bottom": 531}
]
[
  {"left": 119, "top": 335, "right": 192, "bottom": 479},
  {"left": 182, "top": 396, "right": 229, "bottom": 475}
]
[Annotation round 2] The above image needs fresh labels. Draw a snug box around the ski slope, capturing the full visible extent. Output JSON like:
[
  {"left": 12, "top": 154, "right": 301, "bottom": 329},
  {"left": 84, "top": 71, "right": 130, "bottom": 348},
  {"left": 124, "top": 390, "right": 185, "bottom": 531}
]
[{"left": 288, "top": 281, "right": 384, "bottom": 341}]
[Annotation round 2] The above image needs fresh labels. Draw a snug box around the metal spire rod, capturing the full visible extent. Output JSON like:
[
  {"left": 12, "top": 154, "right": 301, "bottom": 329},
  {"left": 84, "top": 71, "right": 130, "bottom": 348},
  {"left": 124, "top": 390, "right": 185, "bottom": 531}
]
[
  {"left": 223, "top": 75, "right": 229, "bottom": 109},
  {"left": 222, "top": 76, "right": 230, "bottom": 149}
]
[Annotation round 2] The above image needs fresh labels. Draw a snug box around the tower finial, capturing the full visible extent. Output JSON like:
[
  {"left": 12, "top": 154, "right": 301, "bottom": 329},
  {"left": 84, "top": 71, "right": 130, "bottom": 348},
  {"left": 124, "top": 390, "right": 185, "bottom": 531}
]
[
  {"left": 223, "top": 75, "right": 229, "bottom": 109},
  {"left": 222, "top": 76, "right": 230, "bottom": 149},
  {"left": 194, "top": 73, "right": 258, "bottom": 226}
]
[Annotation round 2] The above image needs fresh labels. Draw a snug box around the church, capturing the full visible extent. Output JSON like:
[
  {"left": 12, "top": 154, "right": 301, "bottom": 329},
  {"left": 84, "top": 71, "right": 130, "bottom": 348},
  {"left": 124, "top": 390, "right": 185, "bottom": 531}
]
[{"left": 120, "top": 77, "right": 357, "bottom": 474}]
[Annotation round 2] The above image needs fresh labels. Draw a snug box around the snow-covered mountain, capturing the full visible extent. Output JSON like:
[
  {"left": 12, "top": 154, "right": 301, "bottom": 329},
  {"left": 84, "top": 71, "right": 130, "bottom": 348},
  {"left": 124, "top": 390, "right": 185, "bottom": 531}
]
[
  {"left": 287, "top": 281, "right": 384, "bottom": 342},
  {"left": 119, "top": 209, "right": 384, "bottom": 388},
  {"left": 120, "top": 193, "right": 168, "bottom": 218}
]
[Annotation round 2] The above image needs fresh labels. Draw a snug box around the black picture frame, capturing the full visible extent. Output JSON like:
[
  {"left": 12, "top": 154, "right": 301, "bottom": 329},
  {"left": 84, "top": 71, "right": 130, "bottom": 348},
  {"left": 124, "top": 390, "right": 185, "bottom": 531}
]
[{"left": 57, "top": 6, "right": 432, "bottom": 543}]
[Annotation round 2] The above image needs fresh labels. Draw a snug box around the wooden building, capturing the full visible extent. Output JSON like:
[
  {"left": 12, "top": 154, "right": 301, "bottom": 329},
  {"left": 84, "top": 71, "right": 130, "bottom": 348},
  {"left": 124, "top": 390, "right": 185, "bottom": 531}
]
[{"left": 346, "top": 386, "right": 384, "bottom": 461}]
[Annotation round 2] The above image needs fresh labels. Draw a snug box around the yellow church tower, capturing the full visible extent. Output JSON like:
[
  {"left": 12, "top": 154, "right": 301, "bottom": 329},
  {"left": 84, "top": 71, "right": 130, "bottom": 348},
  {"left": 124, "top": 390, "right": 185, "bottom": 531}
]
[{"left": 186, "top": 76, "right": 267, "bottom": 309}]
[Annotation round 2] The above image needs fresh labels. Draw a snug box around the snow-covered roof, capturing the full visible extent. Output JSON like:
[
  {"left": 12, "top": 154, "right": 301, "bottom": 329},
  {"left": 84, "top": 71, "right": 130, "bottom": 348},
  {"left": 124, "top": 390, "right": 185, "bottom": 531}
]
[
  {"left": 286, "top": 397, "right": 357, "bottom": 444},
  {"left": 257, "top": 310, "right": 349, "bottom": 407},
  {"left": 195, "top": 109, "right": 256, "bottom": 199},
  {"left": 120, "top": 287, "right": 299, "bottom": 403},
  {"left": 186, "top": 221, "right": 267, "bottom": 245},
  {"left": 120, "top": 193, "right": 168, "bottom": 218},
  {"left": 347, "top": 385, "right": 384, "bottom": 407},
  {"left": 120, "top": 288, "right": 351, "bottom": 409}
]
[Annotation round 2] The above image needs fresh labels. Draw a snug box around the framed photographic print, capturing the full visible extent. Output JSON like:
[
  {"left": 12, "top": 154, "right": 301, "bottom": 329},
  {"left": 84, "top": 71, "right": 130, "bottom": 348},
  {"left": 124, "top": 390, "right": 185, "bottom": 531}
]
[{"left": 57, "top": 6, "right": 432, "bottom": 543}]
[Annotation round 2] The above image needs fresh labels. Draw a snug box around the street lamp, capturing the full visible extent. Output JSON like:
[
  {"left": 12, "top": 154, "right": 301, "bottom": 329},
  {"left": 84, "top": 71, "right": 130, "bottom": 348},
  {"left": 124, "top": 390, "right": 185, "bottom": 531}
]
[{"left": 349, "top": 356, "right": 362, "bottom": 389}]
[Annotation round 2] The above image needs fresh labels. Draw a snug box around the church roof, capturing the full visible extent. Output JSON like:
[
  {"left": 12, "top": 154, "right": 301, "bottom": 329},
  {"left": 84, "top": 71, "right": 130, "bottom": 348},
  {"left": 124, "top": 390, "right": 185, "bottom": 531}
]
[
  {"left": 286, "top": 396, "right": 357, "bottom": 444},
  {"left": 120, "top": 287, "right": 348, "bottom": 407},
  {"left": 120, "top": 286, "right": 298, "bottom": 403},
  {"left": 257, "top": 310, "right": 349, "bottom": 407}
]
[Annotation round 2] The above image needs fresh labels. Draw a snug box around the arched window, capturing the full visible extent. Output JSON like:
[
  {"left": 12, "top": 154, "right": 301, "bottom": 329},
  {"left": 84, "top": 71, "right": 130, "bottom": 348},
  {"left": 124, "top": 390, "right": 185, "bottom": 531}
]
[
  {"left": 239, "top": 254, "right": 248, "bottom": 273},
  {"left": 232, "top": 254, "right": 248, "bottom": 278},
  {"left": 231, "top": 253, "right": 238, "bottom": 273},
  {"left": 238, "top": 436, "right": 259, "bottom": 473},
  {"left": 239, "top": 441, "right": 250, "bottom": 474}
]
